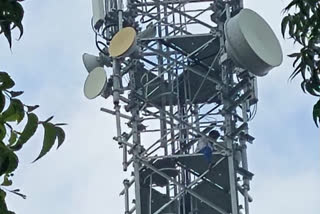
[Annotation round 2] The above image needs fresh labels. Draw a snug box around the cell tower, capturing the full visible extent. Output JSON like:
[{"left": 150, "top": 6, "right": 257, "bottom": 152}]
[{"left": 82, "top": 1, "right": 283, "bottom": 214}]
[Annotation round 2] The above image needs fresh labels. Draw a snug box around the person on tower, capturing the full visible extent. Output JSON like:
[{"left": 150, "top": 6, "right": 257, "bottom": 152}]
[{"left": 195, "top": 130, "right": 220, "bottom": 163}]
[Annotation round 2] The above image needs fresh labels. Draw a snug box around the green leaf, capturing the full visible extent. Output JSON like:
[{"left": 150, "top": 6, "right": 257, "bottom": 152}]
[
  {"left": 305, "top": 81, "right": 320, "bottom": 96},
  {"left": 284, "top": 0, "right": 299, "bottom": 12},
  {"left": 43, "top": 116, "right": 54, "bottom": 123},
  {"left": 0, "top": 187, "right": 16, "bottom": 213},
  {"left": 0, "top": 155, "right": 10, "bottom": 176},
  {"left": 8, "top": 91, "right": 23, "bottom": 98},
  {"left": 293, "top": 54, "right": 301, "bottom": 67},
  {"left": 0, "top": 124, "right": 6, "bottom": 141},
  {"left": 0, "top": 72, "right": 15, "bottom": 90},
  {"left": 26, "top": 105, "right": 39, "bottom": 113},
  {"left": 5, "top": 152, "right": 18, "bottom": 175},
  {"left": 10, "top": 113, "right": 38, "bottom": 151},
  {"left": 10, "top": 10, "right": 24, "bottom": 36},
  {"left": 310, "top": 78, "right": 320, "bottom": 92},
  {"left": 2, "top": 22, "right": 12, "bottom": 48},
  {"left": 0, "top": 92, "right": 5, "bottom": 113},
  {"left": 289, "top": 61, "right": 302, "bottom": 80},
  {"left": 13, "top": 100, "right": 24, "bottom": 124},
  {"left": 288, "top": 18, "right": 295, "bottom": 38},
  {"left": 0, "top": 188, "right": 6, "bottom": 200},
  {"left": 301, "top": 80, "right": 307, "bottom": 93},
  {"left": 312, "top": 99, "right": 320, "bottom": 127},
  {"left": 0, "top": 188, "right": 9, "bottom": 213},
  {"left": 33, "top": 122, "right": 57, "bottom": 162},
  {"left": 0, "top": 0, "right": 24, "bottom": 48},
  {"left": 11, "top": 2, "right": 24, "bottom": 22},
  {"left": 0, "top": 143, "right": 18, "bottom": 175},
  {"left": 8, "top": 131, "right": 17, "bottom": 146},
  {"left": 300, "top": 64, "right": 307, "bottom": 80},
  {"left": 11, "top": 21, "right": 24, "bottom": 41},
  {"left": 55, "top": 126, "right": 65, "bottom": 149},
  {"left": 287, "top": 52, "right": 301, "bottom": 58},
  {"left": 1, "top": 176, "right": 12, "bottom": 187},
  {"left": 1, "top": 99, "right": 25, "bottom": 123},
  {"left": 55, "top": 123, "right": 68, "bottom": 126},
  {"left": 281, "top": 16, "right": 290, "bottom": 38}
]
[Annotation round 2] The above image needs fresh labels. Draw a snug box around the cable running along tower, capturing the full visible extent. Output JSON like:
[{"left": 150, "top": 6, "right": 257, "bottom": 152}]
[{"left": 82, "top": 0, "right": 283, "bottom": 214}]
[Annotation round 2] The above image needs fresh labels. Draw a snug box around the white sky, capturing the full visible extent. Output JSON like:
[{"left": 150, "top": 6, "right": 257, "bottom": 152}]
[{"left": 0, "top": 0, "right": 319, "bottom": 213}]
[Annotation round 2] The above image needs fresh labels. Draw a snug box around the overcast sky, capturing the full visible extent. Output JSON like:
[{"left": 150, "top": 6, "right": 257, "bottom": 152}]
[{"left": 0, "top": 0, "right": 319, "bottom": 213}]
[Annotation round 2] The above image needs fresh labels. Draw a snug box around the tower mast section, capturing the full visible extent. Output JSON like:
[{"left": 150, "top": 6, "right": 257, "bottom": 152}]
[{"left": 83, "top": 0, "right": 283, "bottom": 213}]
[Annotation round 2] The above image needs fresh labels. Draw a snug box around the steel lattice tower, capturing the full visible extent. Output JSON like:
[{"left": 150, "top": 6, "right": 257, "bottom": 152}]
[{"left": 85, "top": 1, "right": 260, "bottom": 214}]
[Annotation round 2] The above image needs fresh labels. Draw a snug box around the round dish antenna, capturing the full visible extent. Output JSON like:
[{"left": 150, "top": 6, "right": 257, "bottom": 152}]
[
  {"left": 82, "top": 53, "right": 104, "bottom": 73},
  {"left": 109, "top": 27, "right": 137, "bottom": 58},
  {"left": 83, "top": 67, "right": 107, "bottom": 99},
  {"left": 225, "top": 8, "right": 283, "bottom": 76}
]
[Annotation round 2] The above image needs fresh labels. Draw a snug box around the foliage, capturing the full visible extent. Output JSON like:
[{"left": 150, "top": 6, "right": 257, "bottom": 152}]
[
  {"left": 0, "top": 1, "right": 66, "bottom": 213},
  {"left": 0, "top": 72, "right": 66, "bottom": 213},
  {"left": 0, "top": 0, "right": 24, "bottom": 48},
  {"left": 281, "top": 0, "right": 320, "bottom": 127}
]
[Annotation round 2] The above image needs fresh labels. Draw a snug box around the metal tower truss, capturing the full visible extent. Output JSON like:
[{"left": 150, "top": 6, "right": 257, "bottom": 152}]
[{"left": 94, "top": 1, "right": 257, "bottom": 214}]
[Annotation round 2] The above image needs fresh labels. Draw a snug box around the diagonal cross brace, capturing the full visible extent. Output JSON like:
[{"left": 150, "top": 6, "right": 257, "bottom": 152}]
[{"left": 138, "top": 156, "right": 230, "bottom": 214}]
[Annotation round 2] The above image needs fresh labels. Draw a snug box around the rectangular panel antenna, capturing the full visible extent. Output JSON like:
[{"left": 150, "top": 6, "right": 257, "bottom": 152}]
[{"left": 92, "top": 0, "right": 105, "bottom": 26}]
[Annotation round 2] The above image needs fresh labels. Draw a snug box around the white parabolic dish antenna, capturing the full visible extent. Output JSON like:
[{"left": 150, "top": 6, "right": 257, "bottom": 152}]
[
  {"left": 82, "top": 53, "right": 102, "bottom": 73},
  {"left": 109, "top": 27, "right": 137, "bottom": 58},
  {"left": 225, "top": 8, "right": 283, "bottom": 76},
  {"left": 83, "top": 67, "right": 107, "bottom": 99}
]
